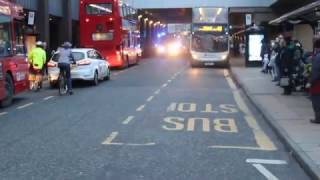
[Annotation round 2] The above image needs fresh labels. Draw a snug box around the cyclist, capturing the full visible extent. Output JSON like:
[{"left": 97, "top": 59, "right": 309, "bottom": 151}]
[
  {"left": 57, "top": 42, "right": 75, "bottom": 95},
  {"left": 28, "top": 41, "right": 46, "bottom": 91}
]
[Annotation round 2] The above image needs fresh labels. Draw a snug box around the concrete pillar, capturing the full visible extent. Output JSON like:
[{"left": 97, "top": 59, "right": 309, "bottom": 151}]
[
  {"left": 62, "top": 0, "right": 72, "bottom": 43},
  {"left": 36, "top": 0, "right": 50, "bottom": 49}
]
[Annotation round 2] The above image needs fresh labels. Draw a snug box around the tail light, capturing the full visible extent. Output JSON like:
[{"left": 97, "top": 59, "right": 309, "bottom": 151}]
[
  {"left": 47, "top": 61, "right": 57, "bottom": 67},
  {"left": 77, "top": 59, "right": 91, "bottom": 65}
]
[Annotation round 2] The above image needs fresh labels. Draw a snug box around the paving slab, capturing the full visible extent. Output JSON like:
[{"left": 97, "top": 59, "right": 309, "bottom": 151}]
[{"left": 230, "top": 63, "right": 320, "bottom": 180}]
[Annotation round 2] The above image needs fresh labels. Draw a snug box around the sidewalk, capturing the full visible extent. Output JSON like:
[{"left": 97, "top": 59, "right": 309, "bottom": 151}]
[{"left": 230, "top": 57, "right": 320, "bottom": 180}]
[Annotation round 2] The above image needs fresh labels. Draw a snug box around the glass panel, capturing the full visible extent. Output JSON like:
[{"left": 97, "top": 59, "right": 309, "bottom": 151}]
[
  {"left": 15, "top": 21, "right": 26, "bottom": 56},
  {"left": 52, "top": 52, "right": 85, "bottom": 62},
  {"left": 193, "top": 8, "right": 228, "bottom": 24},
  {"left": 86, "top": 3, "right": 112, "bottom": 15},
  {"left": 0, "top": 15, "right": 12, "bottom": 57},
  {"left": 92, "top": 32, "right": 113, "bottom": 41},
  {"left": 191, "top": 32, "right": 228, "bottom": 53}
]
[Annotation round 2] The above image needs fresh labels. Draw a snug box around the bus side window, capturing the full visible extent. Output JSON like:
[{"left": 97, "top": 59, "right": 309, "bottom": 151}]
[
  {"left": 0, "top": 14, "right": 12, "bottom": 57},
  {"left": 14, "top": 21, "right": 26, "bottom": 56}
]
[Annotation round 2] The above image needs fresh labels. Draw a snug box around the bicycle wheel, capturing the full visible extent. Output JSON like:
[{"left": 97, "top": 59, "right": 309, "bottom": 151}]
[{"left": 58, "top": 74, "right": 68, "bottom": 95}]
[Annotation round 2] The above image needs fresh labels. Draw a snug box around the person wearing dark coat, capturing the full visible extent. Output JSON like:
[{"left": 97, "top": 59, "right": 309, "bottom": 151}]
[
  {"left": 310, "top": 37, "right": 320, "bottom": 124},
  {"left": 279, "top": 38, "right": 295, "bottom": 95}
]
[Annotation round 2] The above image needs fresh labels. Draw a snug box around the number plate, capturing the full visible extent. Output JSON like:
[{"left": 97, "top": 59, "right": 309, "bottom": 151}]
[{"left": 204, "top": 62, "right": 215, "bottom": 66}]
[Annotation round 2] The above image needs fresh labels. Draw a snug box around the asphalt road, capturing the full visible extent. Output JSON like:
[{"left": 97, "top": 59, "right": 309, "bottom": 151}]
[{"left": 0, "top": 58, "right": 310, "bottom": 180}]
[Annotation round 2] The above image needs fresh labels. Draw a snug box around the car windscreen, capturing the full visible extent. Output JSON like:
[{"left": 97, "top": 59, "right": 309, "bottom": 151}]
[{"left": 51, "top": 52, "right": 85, "bottom": 62}]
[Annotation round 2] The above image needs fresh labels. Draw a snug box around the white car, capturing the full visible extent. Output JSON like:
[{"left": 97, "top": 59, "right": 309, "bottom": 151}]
[{"left": 47, "top": 48, "right": 111, "bottom": 87}]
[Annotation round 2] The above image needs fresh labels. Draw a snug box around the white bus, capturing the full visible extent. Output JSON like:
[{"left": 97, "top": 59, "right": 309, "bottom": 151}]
[{"left": 190, "top": 7, "right": 229, "bottom": 67}]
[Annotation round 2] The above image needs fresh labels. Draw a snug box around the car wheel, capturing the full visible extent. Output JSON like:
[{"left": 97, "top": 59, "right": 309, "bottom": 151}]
[
  {"left": 121, "top": 56, "right": 129, "bottom": 69},
  {"left": 136, "top": 54, "right": 140, "bottom": 65},
  {"left": 105, "top": 70, "right": 111, "bottom": 81},
  {"left": 0, "top": 73, "right": 14, "bottom": 107},
  {"left": 92, "top": 71, "right": 99, "bottom": 86}
]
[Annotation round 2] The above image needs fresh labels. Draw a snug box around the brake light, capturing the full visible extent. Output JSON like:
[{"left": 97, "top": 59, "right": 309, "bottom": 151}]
[{"left": 77, "top": 59, "right": 91, "bottom": 65}]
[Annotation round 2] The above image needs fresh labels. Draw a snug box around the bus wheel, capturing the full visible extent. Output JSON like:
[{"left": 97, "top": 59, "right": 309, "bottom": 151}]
[
  {"left": 136, "top": 54, "right": 140, "bottom": 65},
  {"left": 0, "top": 73, "right": 14, "bottom": 107}
]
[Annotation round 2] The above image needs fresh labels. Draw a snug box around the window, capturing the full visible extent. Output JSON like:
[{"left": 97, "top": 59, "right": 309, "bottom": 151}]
[
  {"left": 15, "top": 21, "right": 26, "bottom": 56},
  {"left": 0, "top": 15, "right": 12, "bottom": 57},
  {"left": 86, "top": 3, "right": 112, "bottom": 15},
  {"left": 52, "top": 52, "right": 85, "bottom": 62},
  {"left": 87, "top": 50, "right": 97, "bottom": 59},
  {"left": 95, "top": 51, "right": 103, "bottom": 59}
]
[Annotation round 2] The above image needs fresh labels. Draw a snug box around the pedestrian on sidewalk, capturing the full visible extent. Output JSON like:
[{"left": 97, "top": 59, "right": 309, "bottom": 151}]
[
  {"left": 310, "top": 36, "right": 320, "bottom": 124},
  {"left": 269, "top": 38, "right": 281, "bottom": 82},
  {"left": 279, "top": 37, "right": 294, "bottom": 95},
  {"left": 260, "top": 38, "right": 270, "bottom": 73}
]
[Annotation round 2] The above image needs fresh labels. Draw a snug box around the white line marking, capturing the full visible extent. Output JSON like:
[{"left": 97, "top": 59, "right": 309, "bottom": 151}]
[
  {"left": 168, "top": 79, "right": 172, "bottom": 83},
  {"left": 122, "top": 116, "right": 135, "bottom": 125},
  {"left": 136, "top": 104, "right": 146, "bottom": 111},
  {"left": 154, "top": 89, "right": 161, "bottom": 94},
  {"left": 0, "top": 112, "right": 8, "bottom": 116},
  {"left": 17, "top": 102, "right": 34, "bottom": 109},
  {"left": 208, "top": 146, "right": 266, "bottom": 151},
  {"left": 252, "top": 164, "right": 279, "bottom": 180},
  {"left": 147, "top": 96, "right": 154, "bottom": 102},
  {"left": 102, "top": 131, "right": 123, "bottom": 145},
  {"left": 43, "top": 96, "right": 54, "bottom": 101},
  {"left": 127, "top": 143, "right": 156, "bottom": 146},
  {"left": 246, "top": 159, "right": 287, "bottom": 165},
  {"left": 162, "top": 83, "right": 168, "bottom": 88}
]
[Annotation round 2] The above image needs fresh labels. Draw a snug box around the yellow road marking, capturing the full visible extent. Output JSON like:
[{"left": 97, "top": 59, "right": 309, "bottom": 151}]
[
  {"left": 17, "top": 102, "right": 34, "bottom": 110},
  {"left": 224, "top": 70, "right": 277, "bottom": 151},
  {"left": 136, "top": 104, "right": 146, "bottom": 112},
  {"left": 102, "top": 131, "right": 123, "bottom": 145},
  {"left": 0, "top": 112, "right": 8, "bottom": 116},
  {"left": 162, "top": 83, "right": 168, "bottom": 88},
  {"left": 154, "top": 89, "right": 161, "bottom": 95},
  {"left": 147, "top": 96, "right": 154, "bottom": 102},
  {"left": 122, "top": 116, "right": 135, "bottom": 125}
]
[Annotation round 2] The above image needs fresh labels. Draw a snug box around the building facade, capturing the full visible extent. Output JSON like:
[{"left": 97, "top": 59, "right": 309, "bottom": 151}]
[{"left": 13, "top": 0, "right": 79, "bottom": 52}]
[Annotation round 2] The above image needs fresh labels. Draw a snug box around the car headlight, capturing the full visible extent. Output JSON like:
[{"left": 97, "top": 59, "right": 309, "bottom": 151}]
[
  {"left": 221, "top": 55, "right": 228, "bottom": 60},
  {"left": 157, "top": 46, "right": 166, "bottom": 54}
]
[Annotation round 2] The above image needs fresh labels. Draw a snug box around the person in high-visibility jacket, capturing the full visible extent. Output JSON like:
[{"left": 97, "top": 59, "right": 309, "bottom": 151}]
[{"left": 28, "top": 41, "right": 46, "bottom": 90}]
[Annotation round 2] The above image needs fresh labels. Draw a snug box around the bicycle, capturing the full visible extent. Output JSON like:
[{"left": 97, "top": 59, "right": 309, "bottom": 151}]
[
  {"left": 29, "top": 68, "right": 42, "bottom": 92},
  {"left": 58, "top": 63, "right": 76, "bottom": 95}
]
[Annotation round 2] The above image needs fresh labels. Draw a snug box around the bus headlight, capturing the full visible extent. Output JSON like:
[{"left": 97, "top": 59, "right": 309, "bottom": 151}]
[
  {"left": 221, "top": 55, "right": 228, "bottom": 60},
  {"left": 156, "top": 45, "right": 166, "bottom": 54}
]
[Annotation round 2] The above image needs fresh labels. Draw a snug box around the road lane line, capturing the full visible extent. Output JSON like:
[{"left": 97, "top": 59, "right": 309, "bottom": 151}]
[
  {"left": 136, "top": 104, "right": 146, "bottom": 112},
  {"left": 0, "top": 112, "right": 8, "bottom": 116},
  {"left": 154, "top": 89, "right": 161, "bottom": 95},
  {"left": 43, "top": 96, "right": 54, "bottom": 101},
  {"left": 17, "top": 102, "right": 34, "bottom": 110},
  {"left": 122, "top": 116, "right": 135, "bottom": 125},
  {"left": 162, "top": 83, "right": 168, "bottom": 88},
  {"left": 246, "top": 159, "right": 287, "bottom": 165},
  {"left": 209, "top": 146, "right": 265, "bottom": 151},
  {"left": 224, "top": 70, "right": 277, "bottom": 151},
  {"left": 127, "top": 143, "right": 156, "bottom": 146},
  {"left": 102, "top": 131, "right": 123, "bottom": 145},
  {"left": 252, "top": 164, "right": 279, "bottom": 180},
  {"left": 147, "top": 96, "right": 154, "bottom": 102}
]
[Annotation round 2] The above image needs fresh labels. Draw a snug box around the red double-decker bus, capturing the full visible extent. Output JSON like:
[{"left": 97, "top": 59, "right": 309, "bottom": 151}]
[
  {"left": 0, "top": 0, "right": 29, "bottom": 107},
  {"left": 79, "top": 0, "right": 142, "bottom": 68}
]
